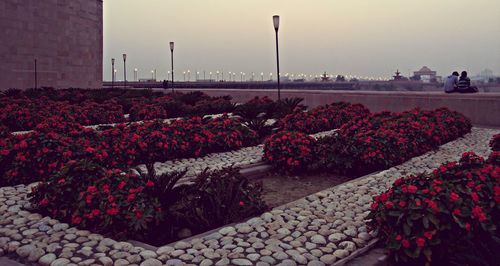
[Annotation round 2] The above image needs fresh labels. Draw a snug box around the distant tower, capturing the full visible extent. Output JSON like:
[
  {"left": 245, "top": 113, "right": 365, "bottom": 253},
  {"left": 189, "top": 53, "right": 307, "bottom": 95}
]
[
  {"left": 321, "top": 72, "right": 330, "bottom": 82},
  {"left": 393, "top": 69, "right": 403, "bottom": 80}
]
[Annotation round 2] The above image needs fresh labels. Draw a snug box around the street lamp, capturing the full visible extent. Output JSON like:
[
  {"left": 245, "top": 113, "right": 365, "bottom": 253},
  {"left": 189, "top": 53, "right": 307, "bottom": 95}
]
[
  {"left": 261, "top": 72, "right": 264, "bottom": 81},
  {"left": 151, "top": 70, "right": 154, "bottom": 80},
  {"left": 111, "top": 58, "right": 115, "bottom": 88},
  {"left": 209, "top": 72, "right": 212, "bottom": 81},
  {"left": 196, "top": 71, "right": 199, "bottom": 81},
  {"left": 216, "top": 70, "right": 220, "bottom": 81},
  {"left": 273, "top": 15, "right": 281, "bottom": 100},
  {"left": 188, "top": 70, "right": 191, "bottom": 81},
  {"left": 170, "top": 41, "right": 175, "bottom": 92},
  {"left": 114, "top": 69, "right": 117, "bottom": 83},
  {"left": 123, "top": 54, "right": 127, "bottom": 88},
  {"left": 134, "top": 68, "right": 138, "bottom": 81},
  {"left": 167, "top": 71, "right": 170, "bottom": 81}
]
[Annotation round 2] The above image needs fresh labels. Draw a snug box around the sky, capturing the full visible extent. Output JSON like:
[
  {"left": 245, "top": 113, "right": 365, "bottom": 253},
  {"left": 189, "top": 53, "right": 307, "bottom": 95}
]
[{"left": 103, "top": 0, "right": 500, "bottom": 81}]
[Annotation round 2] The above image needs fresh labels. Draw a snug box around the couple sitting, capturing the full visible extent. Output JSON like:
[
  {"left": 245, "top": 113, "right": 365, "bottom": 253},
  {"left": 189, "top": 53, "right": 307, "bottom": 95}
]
[{"left": 444, "top": 71, "right": 478, "bottom": 93}]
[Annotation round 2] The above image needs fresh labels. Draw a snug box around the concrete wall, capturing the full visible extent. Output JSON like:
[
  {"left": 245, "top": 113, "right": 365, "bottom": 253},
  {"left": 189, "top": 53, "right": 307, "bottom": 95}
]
[
  {"left": 179, "top": 89, "right": 500, "bottom": 127},
  {"left": 0, "top": 0, "right": 103, "bottom": 90}
]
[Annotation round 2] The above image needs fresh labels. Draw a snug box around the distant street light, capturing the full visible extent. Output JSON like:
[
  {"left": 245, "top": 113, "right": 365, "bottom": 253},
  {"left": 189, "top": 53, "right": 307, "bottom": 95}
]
[
  {"left": 270, "top": 72, "right": 273, "bottom": 81},
  {"left": 196, "top": 71, "right": 199, "bottom": 80},
  {"left": 261, "top": 72, "right": 264, "bottom": 81},
  {"left": 167, "top": 71, "right": 170, "bottom": 81},
  {"left": 240, "top": 72, "right": 243, "bottom": 82},
  {"left": 111, "top": 58, "right": 115, "bottom": 88},
  {"left": 134, "top": 68, "right": 138, "bottom": 81},
  {"left": 183, "top": 71, "right": 186, "bottom": 81},
  {"left": 273, "top": 15, "right": 281, "bottom": 100},
  {"left": 188, "top": 70, "right": 191, "bottom": 81},
  {"left": 114, "top": 69, "right": 117, "bottom": 83},
  {"left": 170, "top": 41, "right": 175, "bottom": 92},
  {"left": 123, "top": 54, "right": 127, "bottom": 88},
  {"left": 151, "top": 70, "right": 154, "bottom": 80}
]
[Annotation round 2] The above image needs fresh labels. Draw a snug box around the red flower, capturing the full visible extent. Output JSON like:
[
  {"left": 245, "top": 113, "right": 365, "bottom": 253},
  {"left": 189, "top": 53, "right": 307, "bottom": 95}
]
[
  {"left": 118, "top": 181, "right": 126, "bottom": 190},
  {"left": 146, "top": 180, "right": 155, "bottom": 188},
  {"left": 472, "top": 205, "right": 487, "bottom": 222},
  {"left": 71, "top": 215, "right": 82, "bottom": 225},
  {"left": 135, "top": 210, "right": 143, "bottom": 219},
  {"left": 395, "top": 235, "right": 402, "bottom": 241},
  {"left": 106, "top": 207, "right": 119, "bottom": 216},
  {"left": 449, "top": 192, "right": 459, "bottom": 203},
  {"left": 239, "top": 201, "right": 245, "bottom": 206},
  {"left": 407, "top": 185, "right": 418, "bottom": 194},
  {"left": 86, "top": 186, "right": 98, "bottom": 193},
  {"left": 398, "top": 200, "right": 407, "bottom": 208},
  {"left": 127, "top": 194, "right": 136, "bottom": 202},
  {"left": 402, "top": 239, "right": 410, "bottom": 248},
  {"left": 107, "top": 195, "right": 115, "bottom": 203},
  {"left": 465, "top": 223, "right": 471, "bottom": 232},
  {"left": 470, "top": 192, "right": 479, "bottom": 203},
  {"left": 384, "top": 201, "right": 394, "bottom": 209},
  {"left": 40, "top": 198, "right": 49, "bottom": 206},
  {"left": 424, "top": 231, "right": 433, "bottom": 240},
  {"left": 416, "top": 237, "right": 426, "bottom": 248},
  {"left": 452, "top": 209, "right": 461, "bottom": 216},
  {"left": 57, "top": 178, "right": 65, "bottom": 184}
]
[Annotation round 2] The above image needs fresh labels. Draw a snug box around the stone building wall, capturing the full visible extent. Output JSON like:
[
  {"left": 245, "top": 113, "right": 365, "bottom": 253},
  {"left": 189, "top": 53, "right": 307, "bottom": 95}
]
[{"left": 0, "top": 0, "right": 103, "bottom": 89}]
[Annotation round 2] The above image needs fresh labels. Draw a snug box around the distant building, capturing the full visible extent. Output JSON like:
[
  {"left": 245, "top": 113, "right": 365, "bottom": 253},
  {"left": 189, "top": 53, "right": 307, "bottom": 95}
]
[
  {"left": 0, "top": 0, "right": 103, "bottom": 89},
  {"left": 472, "top": 69, "right": 496, "bottom": 83},
  {"left": 392, "top": 69, "right": 408, "bottom": 81},
  {"left": 413, "top": 66, "right": 439, "bottom": 83}
]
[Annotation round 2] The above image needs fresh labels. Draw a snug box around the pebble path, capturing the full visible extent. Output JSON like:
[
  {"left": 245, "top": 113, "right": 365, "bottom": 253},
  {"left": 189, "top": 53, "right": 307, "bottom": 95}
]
[{"left": 0, "top": 128, "right": 496, "bottom": 266}]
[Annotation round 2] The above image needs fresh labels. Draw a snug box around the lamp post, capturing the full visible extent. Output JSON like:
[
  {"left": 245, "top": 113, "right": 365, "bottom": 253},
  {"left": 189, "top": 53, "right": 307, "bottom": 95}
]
[
  {"left": 273, "top": 15, "right": 281, "bottom": 100},
  {"left": 111, "top": 58, "right": 115, "bottom": 88},
  {"left": 134, "top": 68, "right": 138, "bottom": 81},
  {"left": 196, "top": 71, "right": 199, "bottom": 81},
  {"left": 216, "top": 70, "right": 220, "bottom": 81},
  {"left": 261, "top": 72, "right": 264, "bottom": 81},
  {"left": 34, "top": 59, "right": 37, "bottom": 89},
  {"left": 170, "top": 41, "right": 174, "bottom": 92},
  {"left": 167, "top": 71, "right": 170, "bottom": 81},
  {"left": 123, "top": 54, "right": 127, "bottom": 88},
  {"left": 151, "top": 70, "right": 154, "bottom": 80},
  {"left": 188, "top": 70, "right": 191, "bottom": 81},
  {"left": 183, "top": 71, "right": 186, "bottom": 81}
]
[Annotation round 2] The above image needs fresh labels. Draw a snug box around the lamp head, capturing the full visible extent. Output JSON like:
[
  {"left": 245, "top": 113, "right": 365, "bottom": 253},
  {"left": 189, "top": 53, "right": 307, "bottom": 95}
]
[
  {"left": 273, "top": 15, "right": 280, "bottom": 31},
  {"left": 112, "top": 58, "right": 115, "bottom": 64},
  {"left": 170, "top": 42, "right": 174, "bottom": 51},
  {"left": 123, "top": 54, "right": 127, "bottom": 61}
]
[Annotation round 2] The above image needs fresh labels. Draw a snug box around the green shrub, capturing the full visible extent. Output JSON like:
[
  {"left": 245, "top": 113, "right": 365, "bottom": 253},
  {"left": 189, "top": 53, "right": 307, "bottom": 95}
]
[{"left": 169, "top": 167, "right": 267, "bottom": 234}]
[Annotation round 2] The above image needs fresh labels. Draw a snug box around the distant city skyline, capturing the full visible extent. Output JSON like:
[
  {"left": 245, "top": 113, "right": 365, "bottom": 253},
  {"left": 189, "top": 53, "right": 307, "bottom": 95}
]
[{"left": 103, "top": 0, "right": 500, "bottom": 81}]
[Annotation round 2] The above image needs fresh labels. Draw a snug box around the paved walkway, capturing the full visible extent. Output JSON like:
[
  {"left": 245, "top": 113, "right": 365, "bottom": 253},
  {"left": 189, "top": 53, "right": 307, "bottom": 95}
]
[{"left": 0, "top": 128, "right": 496, "bottom": 266}]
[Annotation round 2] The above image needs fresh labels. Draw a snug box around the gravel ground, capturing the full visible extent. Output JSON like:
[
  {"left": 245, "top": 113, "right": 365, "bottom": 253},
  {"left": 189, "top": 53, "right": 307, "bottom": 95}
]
[{"left": 0, "top": 127, "right": 496, "bottom": 266}]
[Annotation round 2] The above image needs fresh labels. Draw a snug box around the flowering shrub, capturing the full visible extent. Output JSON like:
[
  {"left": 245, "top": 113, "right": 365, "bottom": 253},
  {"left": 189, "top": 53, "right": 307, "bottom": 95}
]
[
  {"left": 0, "top": 97, "right": 125, "bottom": 131},
  {"left": 0, "top": 89, "right": 234, "bottom": 131},
  {"left": 278, "top": 102, "right": 370, "bottom": 134},
  {"left": 490, "top": 133, "right": 500, "bottom": 151},
  {"left": 315, "top": 108, "right": 472, "bottom": 175},
  {"left": 263, "top": 131, "right": 316, "bottom": 173},
  {"left": 367, "top": 152, "right": 500, "bottom": 265},
  {"left": 30, "top": 160, "right": 163, "bottom": 238},
  {"left": 1, "top": 115, "right": 257, "bottom": 186}
]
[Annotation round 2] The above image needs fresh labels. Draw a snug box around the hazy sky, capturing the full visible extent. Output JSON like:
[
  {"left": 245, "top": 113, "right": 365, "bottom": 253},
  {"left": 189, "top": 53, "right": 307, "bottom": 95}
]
[{"left": 104, "top": 0, "right": 500, "bottom": 81}]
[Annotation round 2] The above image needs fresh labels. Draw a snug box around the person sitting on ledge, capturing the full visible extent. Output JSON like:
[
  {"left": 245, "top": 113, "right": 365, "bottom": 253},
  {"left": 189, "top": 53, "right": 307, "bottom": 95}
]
[
  {"left": 444, "top": 71, "right": 459, "bottom": 93},
  {"left": 457, "top": 71, "right": 478, "bottom": 93}
]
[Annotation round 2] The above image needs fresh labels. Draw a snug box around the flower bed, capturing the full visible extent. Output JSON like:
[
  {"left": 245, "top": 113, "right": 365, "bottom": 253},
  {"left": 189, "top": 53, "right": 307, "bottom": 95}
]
[
  {"left": 367, "top": 151, "right": 500, "bottom": 265},
  {"left": 278, "top": 102, "right": 370, "bottom": 134},
  {"left": 0, "top": 89, "right": 235, "bottom": 131},
  {"left": 29, "top": 161, "right": 267, "bottom": 245},
  {"left": 264, "top": 108, "right": 472, "bottom": 175},
  {"left": 314, "top": 108, "right": 472, "bottom": 175},
  {"left": 0, "top": 115, "right": 257, "bottom": 186}
]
